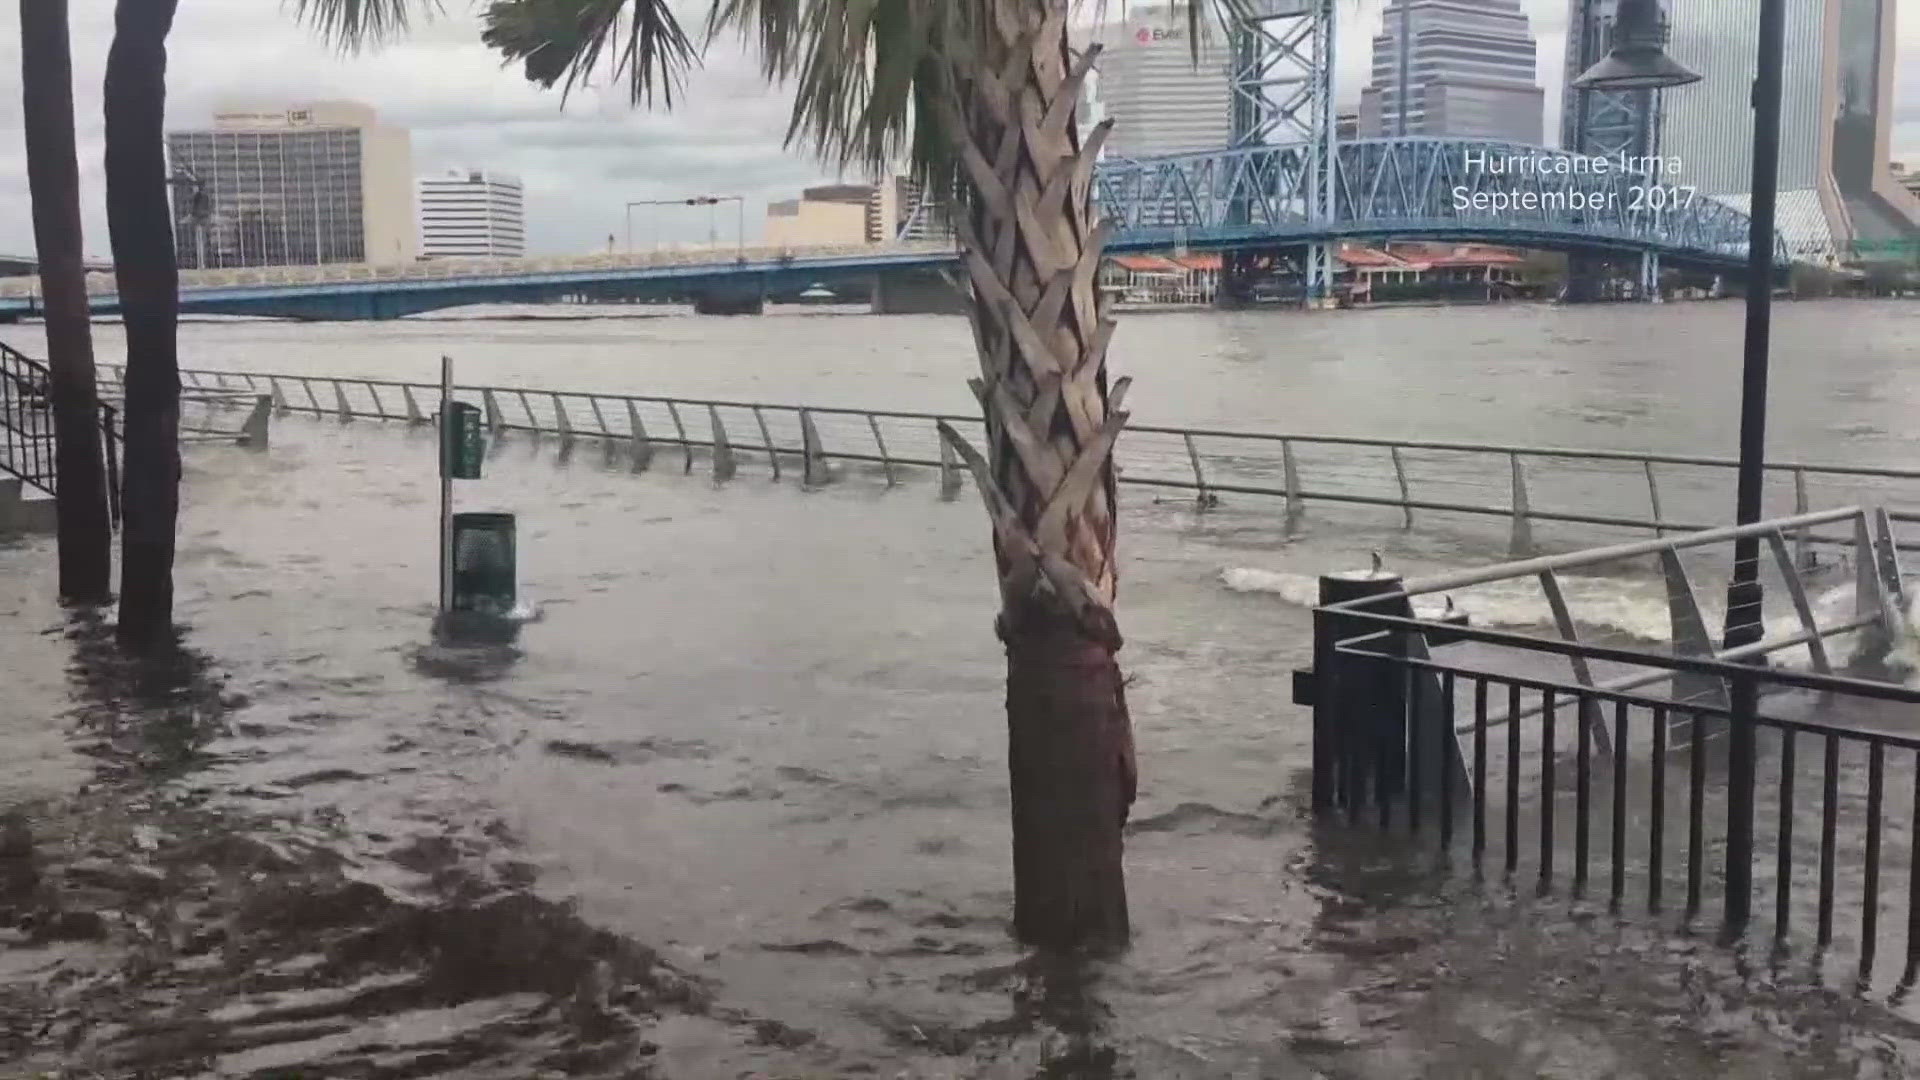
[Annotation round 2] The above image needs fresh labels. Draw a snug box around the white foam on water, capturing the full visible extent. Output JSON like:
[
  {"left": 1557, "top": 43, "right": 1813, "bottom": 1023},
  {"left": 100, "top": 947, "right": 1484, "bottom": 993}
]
[
  {"left": 1220, "top": 566, "right": 1676, "bottom": 641},
  {"left": 1220, "top": 570, "right": 1916, "bottom": 675}
]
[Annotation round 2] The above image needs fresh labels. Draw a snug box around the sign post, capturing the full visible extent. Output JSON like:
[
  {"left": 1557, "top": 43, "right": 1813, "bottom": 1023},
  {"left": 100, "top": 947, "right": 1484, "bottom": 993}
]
[
  {"left": 437, "top": 356, "right": 486, "bottom": 619},
  {"left": 438, "top": 356, "right": 454, "bottom": 615}
]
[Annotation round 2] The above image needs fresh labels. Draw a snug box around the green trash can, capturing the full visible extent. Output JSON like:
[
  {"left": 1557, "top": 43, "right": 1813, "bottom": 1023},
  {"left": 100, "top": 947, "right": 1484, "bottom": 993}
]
[{"left": 451, "top": 512, "right": 516, "bottom": 616}]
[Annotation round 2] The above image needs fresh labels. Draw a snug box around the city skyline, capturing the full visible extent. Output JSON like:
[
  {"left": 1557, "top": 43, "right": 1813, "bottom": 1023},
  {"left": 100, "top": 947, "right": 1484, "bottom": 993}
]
[{"left": 2, "top": 0, "right": 1917, "bottom": 259}]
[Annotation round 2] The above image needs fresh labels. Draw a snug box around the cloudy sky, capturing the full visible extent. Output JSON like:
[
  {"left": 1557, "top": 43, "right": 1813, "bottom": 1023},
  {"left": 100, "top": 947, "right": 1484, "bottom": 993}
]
[{"left": 1, "top": 0, "right": 1916, "bottom": 259}]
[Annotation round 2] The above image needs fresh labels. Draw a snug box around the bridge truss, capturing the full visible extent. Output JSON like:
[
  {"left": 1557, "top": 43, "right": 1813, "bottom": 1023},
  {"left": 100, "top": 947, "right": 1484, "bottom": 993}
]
[
  {"left": 1226, "top": 0, "right": 1336, "bottom": 302},
  {"left": 1095, "top": 136, "right": 1787, "bottom": 271}
]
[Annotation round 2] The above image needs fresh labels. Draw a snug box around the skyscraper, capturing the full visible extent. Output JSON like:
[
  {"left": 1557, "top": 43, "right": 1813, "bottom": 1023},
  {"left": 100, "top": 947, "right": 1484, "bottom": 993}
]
[
  {"left": 1560, "top": 0, "right": 1658, "bottom": 160},
  {"left": 1357, "top": 0, "right": 1544, "bottom": 144},
  {"left": 417, "top": 170, "right": 526, "bottom": 259},
  {"left": 1657, "top": 0, "right": 1920, "bottom": 260},
  {"left": 166, "top": 101, "right": 415, "bottom": 269},
  {"left": 1092, "top": 3, "right": 1234, "bottom": 158}
]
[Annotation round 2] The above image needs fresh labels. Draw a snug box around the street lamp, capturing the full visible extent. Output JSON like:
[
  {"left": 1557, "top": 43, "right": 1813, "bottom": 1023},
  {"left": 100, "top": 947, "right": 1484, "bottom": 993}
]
[
  {"left": 1570, "top": 0, "right": 1700, "bottom": 91},
  {"left": 1576, "top": 0, "right": 1784, "bottom": 930},
  {"left": 624, "top": 196, "right": 746, "bottom": 257}
]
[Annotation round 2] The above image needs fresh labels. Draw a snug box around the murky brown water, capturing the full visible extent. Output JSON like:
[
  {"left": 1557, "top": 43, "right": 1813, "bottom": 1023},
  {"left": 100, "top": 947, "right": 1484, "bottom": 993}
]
[{"left": 4, "top": 300, "right": 1920, "bottom": 1077}]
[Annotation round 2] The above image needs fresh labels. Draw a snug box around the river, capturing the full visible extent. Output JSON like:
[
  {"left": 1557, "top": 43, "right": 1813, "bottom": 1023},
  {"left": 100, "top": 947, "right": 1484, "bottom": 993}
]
[{"left": 2, "top": 299, "right": 1919, "bottom": 1077}]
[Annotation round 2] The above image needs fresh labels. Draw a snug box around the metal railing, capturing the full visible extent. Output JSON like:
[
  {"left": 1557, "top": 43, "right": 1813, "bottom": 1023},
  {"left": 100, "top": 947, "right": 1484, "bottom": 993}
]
[
  {"left": 1299, "top": 510, "right": 1920, "bottom": 974},
  {"left": 113, "top": 364, "right": 1920, "bottom": 554},
  {"left": 0, "top": 342, "right": 124, "bottom": 523}
]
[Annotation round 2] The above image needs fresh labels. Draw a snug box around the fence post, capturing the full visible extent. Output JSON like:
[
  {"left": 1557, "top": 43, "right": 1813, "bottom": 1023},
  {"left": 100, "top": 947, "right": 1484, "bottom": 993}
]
[
  {"left": 800, "top": 409, "right": 829, "bottom": 488},
  {"left": 551, "top": 393, "right": 574, "bottom": 445},
  {"left": 1873, "top": 508, "right": 1909, "bottom": 616},
  {"left": 238, "top": 395, "right": 271, "bottom": 450},
  {"left": 939, "top": 436, "right": 962, "bottom": 501},
  {"left": 1765, "top": 531, "right": 1833, "bottom": 675},
  {"left": 709, "top": 406, "right": 736, "bottom": 481},
  {"left": 1508, "top": 453, "right": 1534, "bottom": 557},
  {"left": 300, "top": 378, "right": 322, "bottom": 415},
  {"left": 269, "top": 378, "right": 291, "bottom": 416},
  {"left": 1184, "top": 433, "right": 1212, "bottom": 509},
  {"left": 1644, "top": 460, "right": 1666, "bottom": 538},
  {"left": 1659, "top": 549, "right": 1732, "bottom": 708},
  {"left": 100, "top": 404, "right": 120, "bottom": 528},
  {"left": 1536, "top": 569, "right": 1613, "bottom": 757},
  {"left": 482, "top": 389, "right": 505, "bottom": 436},
  {"left": 334, "top": 381, "right": 353, "bottom": 422},
  {"left": 625, "top": 400, "right": 654, "bottom": 472},
  {"left": 1793, "top": 469, "right": 1813, "bottom": 570},
  {"left": 364, "top": 382, "right": 387, "bottom": 420},
  {"left": 1390, "top": 446, "right": 1413, "bottom": 528},
  {"left": 868, "top": 415, "right": 895, "bottom": 486},
  {"left": 402, "top": 385, "right": 426, "bottom": 425},
  {"left": 751, "top": 406, "right": 781, "bottom": 480},
  {"left": 665, "top": 401, "right": 693, "bottom": 473}
]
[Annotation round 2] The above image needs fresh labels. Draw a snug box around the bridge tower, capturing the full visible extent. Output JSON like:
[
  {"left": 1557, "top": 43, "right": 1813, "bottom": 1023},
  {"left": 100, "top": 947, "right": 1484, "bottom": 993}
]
[
  {"left": 1562, "top": 0, "right": 1664, "bottom": 301},
  {"left": 1224, "top": 0, "right": 1337, "bottom": 307}
]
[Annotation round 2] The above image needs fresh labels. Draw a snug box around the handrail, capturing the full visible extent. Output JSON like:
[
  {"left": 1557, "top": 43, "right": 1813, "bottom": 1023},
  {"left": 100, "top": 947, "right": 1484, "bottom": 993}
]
[
  {"left": 113, "top": 364, "right": 1920, "bottom": 486},
  {"left": 1376, "top": 507, "right": 1865, "bottom": 599},
  {"left": 91, "top": 363, "right": 1920, "bottom": 556}
]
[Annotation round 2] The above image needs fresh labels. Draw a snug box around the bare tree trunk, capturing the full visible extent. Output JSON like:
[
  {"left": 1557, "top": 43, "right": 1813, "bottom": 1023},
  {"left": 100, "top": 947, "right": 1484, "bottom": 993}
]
[
  {"left": 22, "top": 0, "right": 113, "bottom": 603},
  {"left": 104, "top": 0, "right": 182, "bottom": 650},
  {"left": 933, "top": 0, "right": 1136, "bottom": 953}
]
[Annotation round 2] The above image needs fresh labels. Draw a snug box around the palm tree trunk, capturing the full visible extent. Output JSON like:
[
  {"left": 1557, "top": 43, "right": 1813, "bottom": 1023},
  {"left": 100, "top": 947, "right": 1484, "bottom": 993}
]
[
  {"left": 21, "top": 0, "right": 113, "bottom": 603},
  {"left": 933, "top": 0, "right": 1136, "bottom": 953},
  {"left": 103, "top": 0, "right": 182, "bottom": 650}
]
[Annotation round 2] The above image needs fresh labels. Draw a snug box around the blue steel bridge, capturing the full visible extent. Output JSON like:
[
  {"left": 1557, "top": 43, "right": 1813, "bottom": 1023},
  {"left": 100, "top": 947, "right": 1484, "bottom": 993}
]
[{"left": 0, "top": 137, "right": 1787, "bottom": 322}]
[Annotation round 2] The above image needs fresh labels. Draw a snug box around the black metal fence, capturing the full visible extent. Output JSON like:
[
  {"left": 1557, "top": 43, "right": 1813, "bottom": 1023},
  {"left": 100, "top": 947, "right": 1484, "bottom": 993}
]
[
  {"left": 1301, "top": 512, "right": 1920, "bottom": 974},
  {"left": 0, "top": 341, "right": 124, "bottom": 524}
]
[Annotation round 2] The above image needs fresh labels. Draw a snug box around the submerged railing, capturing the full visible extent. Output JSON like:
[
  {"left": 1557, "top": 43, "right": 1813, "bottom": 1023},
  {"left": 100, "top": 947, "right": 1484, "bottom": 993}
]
[
  {"left": 112, "top": 363, "right": 1920, "bottom": 555},
  {"left": 1298, "top": 508, "right": 1920, "bottom": 973}
]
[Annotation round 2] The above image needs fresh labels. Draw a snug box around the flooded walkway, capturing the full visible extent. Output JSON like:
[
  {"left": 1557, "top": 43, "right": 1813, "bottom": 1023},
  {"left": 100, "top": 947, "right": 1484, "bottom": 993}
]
[{"left": 5, "top": 410, "right": 1920, "bottom": 1076}]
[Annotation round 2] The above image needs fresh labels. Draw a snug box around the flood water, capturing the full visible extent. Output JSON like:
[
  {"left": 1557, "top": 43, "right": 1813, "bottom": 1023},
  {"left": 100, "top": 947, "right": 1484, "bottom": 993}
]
[{"left": 4, "top": 299, "right": 1920, "bottom": 1077}]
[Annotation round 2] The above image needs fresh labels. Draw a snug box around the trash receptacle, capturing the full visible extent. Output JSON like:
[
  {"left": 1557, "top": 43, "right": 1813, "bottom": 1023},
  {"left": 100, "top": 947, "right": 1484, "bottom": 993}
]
[{"left": 451, "top": 512, "right": 516, "bottom": 615}]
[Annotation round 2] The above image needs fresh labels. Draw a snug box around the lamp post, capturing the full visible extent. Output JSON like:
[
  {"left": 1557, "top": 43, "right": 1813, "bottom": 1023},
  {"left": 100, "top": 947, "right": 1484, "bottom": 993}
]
[
  {"left": 626, "top": 196, "right": 744, "bottom": 257},
  {"left": 1574, "top": 0, "right": 1783, "bottom": 931}
]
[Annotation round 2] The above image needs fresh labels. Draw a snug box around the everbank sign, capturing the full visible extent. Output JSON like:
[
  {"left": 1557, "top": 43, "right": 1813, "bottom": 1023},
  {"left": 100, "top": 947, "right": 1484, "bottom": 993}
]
[{"left": 1134, "top": 23, "right": 1185, "bottom": 44}]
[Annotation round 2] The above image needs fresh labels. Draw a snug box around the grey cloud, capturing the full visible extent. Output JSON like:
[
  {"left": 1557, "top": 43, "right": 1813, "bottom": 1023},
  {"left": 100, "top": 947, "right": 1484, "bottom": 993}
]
[{"left": 4, "top": 0, "right": 1918, "bottom": 260}]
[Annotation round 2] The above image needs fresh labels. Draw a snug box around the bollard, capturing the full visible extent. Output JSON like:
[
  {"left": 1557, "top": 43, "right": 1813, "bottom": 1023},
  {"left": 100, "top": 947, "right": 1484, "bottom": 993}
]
[{"left": 1302, "top": 563, "right": 1469, "bottom": 815}]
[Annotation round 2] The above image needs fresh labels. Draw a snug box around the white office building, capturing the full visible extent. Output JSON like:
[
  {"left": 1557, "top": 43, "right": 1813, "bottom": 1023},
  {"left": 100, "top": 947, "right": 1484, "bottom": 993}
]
[
  {"left": 1090, "top": 3, "right": 1233, "bottom": 158},
  {"left": 1358, "top": 0, "right": 1544, "bottom": 143},
  {"left": 417, "top": 170, "right": 526, "bottom": 259},
  {"left": 167, "top": 101, "right": 416, "bottom": 268}
]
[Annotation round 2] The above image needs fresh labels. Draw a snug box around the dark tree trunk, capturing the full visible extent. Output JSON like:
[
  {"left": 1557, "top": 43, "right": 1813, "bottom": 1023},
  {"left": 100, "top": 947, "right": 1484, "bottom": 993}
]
[
  {"left": 21, "top": 0, "right": 113, "bottom": 603},
  {"left": 103, "top": 0, "right": 182, "bottom": 650},
  {"left": 1004, "top": 608, "right": 1135, "bottom": 952},
  {"left": 930, "top": 0, "right": 1138, "bottom": 954}
]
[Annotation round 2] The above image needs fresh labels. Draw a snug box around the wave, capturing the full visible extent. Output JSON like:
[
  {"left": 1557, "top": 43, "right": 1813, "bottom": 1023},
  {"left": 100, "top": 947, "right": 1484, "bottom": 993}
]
[
  {"left": 1219, "top": 566, "right": 1679, "bottom": 641},
  {"left": 1220, "top": 565, "right": 1899, "bottom": 674}
]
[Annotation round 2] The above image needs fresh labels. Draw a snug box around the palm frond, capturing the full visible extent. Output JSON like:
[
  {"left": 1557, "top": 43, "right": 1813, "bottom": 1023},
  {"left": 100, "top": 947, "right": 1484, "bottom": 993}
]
[
  {"left": 480, "top": 0, "right": 696, "bottom": 106},
  {"left": 292, "top": 0, "right": 441, "bottom": 50},
  {"left": 710, "top": 0, "right": 974, "bottom": 193}
]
